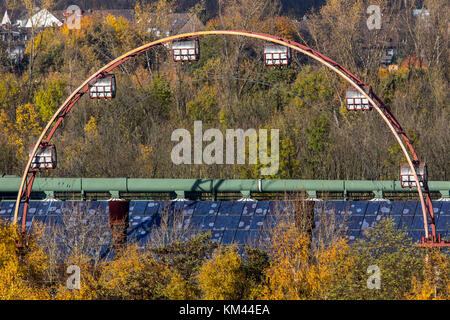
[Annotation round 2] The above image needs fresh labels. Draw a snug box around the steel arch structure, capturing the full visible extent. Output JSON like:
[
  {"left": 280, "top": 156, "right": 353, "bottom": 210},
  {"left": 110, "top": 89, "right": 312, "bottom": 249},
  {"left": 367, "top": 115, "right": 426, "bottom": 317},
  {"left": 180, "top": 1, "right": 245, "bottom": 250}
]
[{"left": 12, "top": 30, "right": 447, "bottom": 247}]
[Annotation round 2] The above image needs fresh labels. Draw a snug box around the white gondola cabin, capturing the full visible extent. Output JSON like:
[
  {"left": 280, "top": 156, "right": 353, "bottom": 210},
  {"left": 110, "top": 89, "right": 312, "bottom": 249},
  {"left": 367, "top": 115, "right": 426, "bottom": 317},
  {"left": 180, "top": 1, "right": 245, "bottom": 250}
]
[
  {"left": 400, "top": 162, "right": 427, "bottom": 188},
  {"left": 345, "top": 86, "right": 372, "bottom": 111},
  {"left": 89, "top": 74, "right": 116, "bottom": 99},
  {"left": 30, "top": 144, "right": 57, "bottom": 169},
  {"left": 172, "top": 38, "right": 199, "bottom": 62},
  {"left": 264, "top": 43, "right": 290, "bottom": 66}
]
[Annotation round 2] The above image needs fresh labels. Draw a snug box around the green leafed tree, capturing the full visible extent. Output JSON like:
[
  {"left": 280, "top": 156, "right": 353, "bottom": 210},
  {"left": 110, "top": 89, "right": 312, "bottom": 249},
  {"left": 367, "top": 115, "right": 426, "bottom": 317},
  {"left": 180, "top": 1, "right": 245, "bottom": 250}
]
[{"left": 33, "top": 79, "right": 66, "bottom": 123}]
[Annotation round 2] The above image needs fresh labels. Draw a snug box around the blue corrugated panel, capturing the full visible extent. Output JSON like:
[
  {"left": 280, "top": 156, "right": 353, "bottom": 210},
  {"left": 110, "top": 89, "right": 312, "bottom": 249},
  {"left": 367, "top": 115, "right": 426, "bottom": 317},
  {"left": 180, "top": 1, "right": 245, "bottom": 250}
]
[
  {"left": 229, "top": 215, "right": 243, "bottom": 230},
  {"left": 264, "top": 212, "right": 280, "bottom": 231},
  {"left": 408, "top": 230, "right": 424, "bottom": 243},
  {"left": 361, "top": 201, "right": 384, "bottom": 231},
  {"left": 182, "top": 213, "right": 193, "bottom": 230},
  {"left": 44, "top": 201, "right": 65, "bottom": 227},
  {"left": 211, "top": 230, "right": 223, "bottom": 243},
  {"left": 313, "top": 201, "right": 324, "bottom": 226},
  {"left": 399, "top": 201, "right": 417, "bottom": 229},
  {"left": 235, "top": 201, "right": 260, "bottom": 232},
  {"left": 0, "top": 199, "right": 448, "bottom": 248},
  {"left": 155, "top": 201, "right": 175, "bottom": 226},
  {"left": 46, "top": 215, "right": 63, "bottom": 226},
  {"left": 231, "top": 202, "right": 245, "bottom": 215},
  {"left": 349, "top": 201, "right": 368, "bottom": 215},
  {"left": 190, "top": 214, "right": 204, "bottom": 229},
  {"left": 96, "top": 201, "right": 109, "bottom": 215},
  {"left": 129, "top": 201, "right": 148, "bottom": 216},
  {"left": 336, "top": 201, "right": 350, "bottom": 215},
  {"left": 366, "top": 201, "right": 381, "bottom": 215},
  {"left": 24, "top": 201, "right": 40, "bottom": 229},
  {"left": 212, "top": 215, "right": 227, "bottom": 231},
  {"left": 326, "top": 201, "right": 346, "bottom": 216},
  {"left": 173, "top": 200, "right": 186, "bottom": 212},
  {"left": 201, "top": 215, "right": 217, "bottom": 230},
  {"left": 128, "top": 215, "right": 154, "bottom": 247},
  {"left": 0, "top": 201, "right": 13, "bottom": 221},
  {"left": 195, "top": 201, "right": 221, "bottom": 215},
  {"left": 385, "top": 201, "right": 401, "bottom": 227},
  {"left": 389, "top": 201, "right": 404, "bottom": 215},
  {"left": 254, "top": 201, "right": 270, "bottom": 216},
  {"left": 181, "top": 201, "right": 197, "bottom": 216},
  {"left": 85, "top": 201, "right": 101, "bottom": 216},
  {"left": 237, "top": 215, "right": 252, "bottom": 230},
  {"left": 10, "top": 203, "right": 24, "bottom": 225},
  {"left": 247, "top": 230, "right": 260, "bottom": 245},
  {"left": 144, "top": 201, "right": 159, "bottom": 215},
  {"left": 222, "top": 230, "right": 237, "bottom": 245},
  {"left": 348, "top": 201, "right": 367, "bottom": 231},
  {"left": 412, "top": 204, "right": 427, "bottom": 230},
  {"left": 250, "top": 215, "right": 266, "bottom": 230},
  {"left": 432, "top": 202, "right": 443, "bottom": 225},
  {"left": 242, "top": 201, "right": 257, "bottom": 216},
  {"left": 348, "top": 214, "right": 364, "bottom": 231},
  {"left": 36, "top": 200, "right": 51, "bottom": 216},
  {"left": 217, "top": 201, "right": 233, "bottom": 216},
  {"left": 128, "top": 201, "right": 156, "bottom": 246},
  {"left": 233, "top": 230, "right": 247, "bottom": 245},
  {"left": 4, "top": 201, "right": 15, "bottom": 215},
  {"left": 31, "top": 201, "right": 47, "bottom": 225},
  {"left": 157, "top": 200, "right": 173, "bottom": 214},
  {"left": 440, "top": 201, "right": 450, "bottom": 215},
  {"left": 437, "top": 202, "right": 449, "bottom": 239},
  {"left": 378, "top": 201, "right": 393, "bottom": 217},
  {"left": 214, "top": 215, "right": 241, "bottom": 231}
]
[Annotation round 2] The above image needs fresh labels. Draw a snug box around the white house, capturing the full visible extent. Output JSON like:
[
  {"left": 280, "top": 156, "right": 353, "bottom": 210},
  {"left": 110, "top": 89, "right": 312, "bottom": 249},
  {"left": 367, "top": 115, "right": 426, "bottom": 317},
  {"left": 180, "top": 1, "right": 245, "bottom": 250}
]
[
  {"left": 24, "top": 8, "right": 62, "bottom": 28},
  {"left": 1, "top": 10, "right": 11, "bottom": 25}
]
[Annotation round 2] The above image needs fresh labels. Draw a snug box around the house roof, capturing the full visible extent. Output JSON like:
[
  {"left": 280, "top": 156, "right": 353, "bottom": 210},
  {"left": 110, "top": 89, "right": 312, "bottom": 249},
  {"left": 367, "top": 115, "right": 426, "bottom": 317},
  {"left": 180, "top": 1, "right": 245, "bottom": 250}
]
[
  {"left": 25, "top": 8, "right": 62, "bottom": 28},
  {"left": 146, "top": 12, "right": 205, "bottom": 36},
  {"left": 1, "top": 10, "right": 11, "bottom": 25},
  {"left": 169, "top": 13, "right": 205, "bottom": 34}
]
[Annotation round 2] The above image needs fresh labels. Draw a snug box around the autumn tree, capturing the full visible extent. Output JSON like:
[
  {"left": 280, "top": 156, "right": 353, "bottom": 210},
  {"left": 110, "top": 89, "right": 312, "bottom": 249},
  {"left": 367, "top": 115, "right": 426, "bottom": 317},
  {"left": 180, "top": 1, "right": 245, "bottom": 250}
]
[
  {"left": 327, "top": 219, "right": 428, "bottom": 300},
  {"left": 0, "top": 221, "right": 50, "bottom": 299},
  {"left": 197, "top": 244, "right": 247, "bottom": 299}
]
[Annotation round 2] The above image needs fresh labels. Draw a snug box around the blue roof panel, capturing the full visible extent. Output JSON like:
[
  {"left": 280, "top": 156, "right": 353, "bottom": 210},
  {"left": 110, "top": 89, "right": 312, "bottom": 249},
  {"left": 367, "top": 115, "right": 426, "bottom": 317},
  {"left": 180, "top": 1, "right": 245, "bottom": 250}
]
[
  {"left": 242, "top": 202, "right": 258, "bottom": 216},
  {"left": 237, "top": 215, "right": 252, "bottom": 230},
  {"left": 349, "top": 201, "right": 368, "bottom": 215},
  {"left": 250, "top": 215, "right": 266, "bottom": 229},
  {"left": 389, "top": 201, "right": 405, "bottom": 216},
  {"left": 366, "top": 202, "right": 381, "bottom": 215},
  {"left": 233, "top": 230, "right": 251, "bottom": 245},
  {"left": 231, "top": 202, "right": 245, "bottom": 215},
  {"left": 0, "top": 200, "right": 448, "bottom": 249},
  {"left": 194, "top": 201, "right": 220, "bottom": 216},
  {"left": 254, "top": 201, "right": 270, "bottom": 215},
  {"left": 145, "top": 201, "right": 160, "bottom": 215},
  {"left": 222, "top": 230, "right": 237, "bottom": 245}
]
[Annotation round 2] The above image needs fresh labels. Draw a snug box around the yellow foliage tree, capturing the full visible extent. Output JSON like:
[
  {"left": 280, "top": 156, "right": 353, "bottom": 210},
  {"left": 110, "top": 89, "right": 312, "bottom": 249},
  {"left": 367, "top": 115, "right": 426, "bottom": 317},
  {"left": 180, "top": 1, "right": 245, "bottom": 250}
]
[
  {"left": 197, "top": 245, "right": 245, "bottom": 300},
  {"left": 54, "top": 254, "right": 101, "bottom": 300},
  {"left": 260, "top": 221, "right": 353, "bottom": 299},
  {"left": 407, "top": 251, "right": 449, "bottom": 300},
  {"left": 0, "top": 221, "right": 50, "bottom": 299},
  {"left": 13, "top": 103, "right": 41, "bottom": 165},
  {"left": 96, "top": 245, "right": 175, "bottom": 299}
]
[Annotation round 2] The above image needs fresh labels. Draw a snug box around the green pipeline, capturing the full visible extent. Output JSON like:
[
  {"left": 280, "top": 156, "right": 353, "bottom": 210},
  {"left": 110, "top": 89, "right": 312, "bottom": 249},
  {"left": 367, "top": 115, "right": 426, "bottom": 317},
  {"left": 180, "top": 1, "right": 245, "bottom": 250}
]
[{"left": 0, "top": 177, "right": 448, "bottom": 198}]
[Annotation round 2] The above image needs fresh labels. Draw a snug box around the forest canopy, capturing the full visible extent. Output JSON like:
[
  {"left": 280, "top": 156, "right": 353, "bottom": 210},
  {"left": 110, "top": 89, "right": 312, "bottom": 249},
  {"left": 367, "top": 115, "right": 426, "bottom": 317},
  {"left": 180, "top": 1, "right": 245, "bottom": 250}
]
[{"left": 0, "top": 0, "right": 448, "bottom": 181}]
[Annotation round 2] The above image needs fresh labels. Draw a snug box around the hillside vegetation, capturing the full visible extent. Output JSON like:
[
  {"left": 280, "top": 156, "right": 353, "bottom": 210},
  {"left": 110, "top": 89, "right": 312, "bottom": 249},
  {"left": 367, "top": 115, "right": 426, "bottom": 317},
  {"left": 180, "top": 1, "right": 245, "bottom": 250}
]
[{"left": 0, "top": 0, "right": 448, "bottom": 180}]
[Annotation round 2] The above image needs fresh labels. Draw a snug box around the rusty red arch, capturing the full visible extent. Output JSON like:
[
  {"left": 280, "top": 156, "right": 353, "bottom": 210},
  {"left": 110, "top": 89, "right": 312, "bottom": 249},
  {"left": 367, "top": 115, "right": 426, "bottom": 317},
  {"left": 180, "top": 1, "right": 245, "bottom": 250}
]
[{"left": 12, "top": 30, "right": 445, "bottom": 246}]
